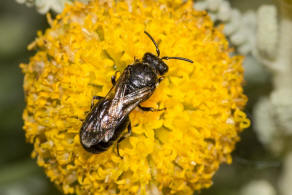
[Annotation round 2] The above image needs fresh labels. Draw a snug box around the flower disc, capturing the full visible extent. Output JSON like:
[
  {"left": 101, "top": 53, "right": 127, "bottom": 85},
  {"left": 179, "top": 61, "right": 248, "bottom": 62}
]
[{"left": 21, "top": 0, "right": 250, "bottom": 194}]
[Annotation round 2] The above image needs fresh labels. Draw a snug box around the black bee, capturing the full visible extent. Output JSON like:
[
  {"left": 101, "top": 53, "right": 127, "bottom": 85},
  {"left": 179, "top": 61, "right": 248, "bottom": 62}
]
[{"left": 80, "top": 31, "right": 193, "bottom": 158}]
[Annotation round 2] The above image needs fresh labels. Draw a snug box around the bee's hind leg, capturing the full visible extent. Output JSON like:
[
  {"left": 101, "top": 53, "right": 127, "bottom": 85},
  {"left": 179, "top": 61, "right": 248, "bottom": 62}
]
[{"left": 116, "top": 121, "right": 132, "bottom": 159}]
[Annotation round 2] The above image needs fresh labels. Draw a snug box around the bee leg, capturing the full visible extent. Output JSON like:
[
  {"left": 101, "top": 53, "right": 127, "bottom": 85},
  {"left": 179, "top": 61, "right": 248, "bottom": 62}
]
[
  {"left": 111, "top": 71, "right": 120, "bottom": 85},
  {"left": 111, "top": 76, "right": 116, "bottom": 85},
  {"left": 116, "top": 121, "right": 132, "bottom": 159},
  {"left": 138, "top": 105, "right": 166, "bottom": 112},
  {"left": 155, "top": 77, "right": 164, "bottom": 87},
  {"left": 91, "top": 96, "right": 103, "bottom": 108},
  {"left": 134, "top": 56, "right": 139, "bottom": 63},
  {"left": 73, "top": 116, "right": 84, "bottom": 121},
  {"left": 127, "top": 121, "right": 132, "bottom": 135}
]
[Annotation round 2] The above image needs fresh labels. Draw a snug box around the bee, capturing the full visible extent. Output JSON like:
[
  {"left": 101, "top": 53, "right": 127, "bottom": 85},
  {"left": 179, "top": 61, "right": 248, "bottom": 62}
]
[{"left": 80, "top": 31, "right": 193, "bottom": 158}]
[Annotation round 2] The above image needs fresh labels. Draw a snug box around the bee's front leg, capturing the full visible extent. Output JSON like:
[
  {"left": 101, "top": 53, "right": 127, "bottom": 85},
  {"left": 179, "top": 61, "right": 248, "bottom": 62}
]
[{"left": 158, "top": 76, "right": 164, "bottom": 83}]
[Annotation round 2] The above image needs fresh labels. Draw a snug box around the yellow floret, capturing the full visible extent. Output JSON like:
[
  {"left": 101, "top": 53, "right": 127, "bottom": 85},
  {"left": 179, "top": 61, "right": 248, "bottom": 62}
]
[{"left": 20, "top": 0, "right": 250, "bottom": 194}]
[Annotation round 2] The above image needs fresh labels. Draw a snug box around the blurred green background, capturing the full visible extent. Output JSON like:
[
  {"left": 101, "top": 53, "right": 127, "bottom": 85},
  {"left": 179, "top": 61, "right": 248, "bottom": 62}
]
[
  {"left": 0, "top": 1, "right": 62, "bottom": 194},
  {"left": 0, "top": 0, "right": 280, "bottom": 195}
]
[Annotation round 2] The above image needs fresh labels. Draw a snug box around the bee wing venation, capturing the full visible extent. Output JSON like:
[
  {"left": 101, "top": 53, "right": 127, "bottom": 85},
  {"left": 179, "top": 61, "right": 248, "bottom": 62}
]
[{"left": 123, "top": 87, "right": 153, "bottom": 105}]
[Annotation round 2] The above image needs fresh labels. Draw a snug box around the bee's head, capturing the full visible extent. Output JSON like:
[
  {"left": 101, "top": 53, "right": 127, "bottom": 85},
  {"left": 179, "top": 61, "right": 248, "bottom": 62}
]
[
  {"left": 142, "top": 52, "right": 168, "bottom": 75},
  {"left": 143, "top": 31, "right": 193, "bottom": 75}
]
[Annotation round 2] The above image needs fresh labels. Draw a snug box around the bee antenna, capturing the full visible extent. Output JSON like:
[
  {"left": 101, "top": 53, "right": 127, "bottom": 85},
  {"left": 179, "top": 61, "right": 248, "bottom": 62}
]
[
  {"left": 161, "top": 56, "right": 193, "bottom": 63},
  {"left": 144, "top": 31, "right": 160, "bottom": 57}
]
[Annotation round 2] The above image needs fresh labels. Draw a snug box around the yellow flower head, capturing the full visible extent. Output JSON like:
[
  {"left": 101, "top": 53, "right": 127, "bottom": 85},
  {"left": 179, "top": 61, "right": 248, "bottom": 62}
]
[{"left": 21, "top": 0, "right": 250, "bottom": 194}]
